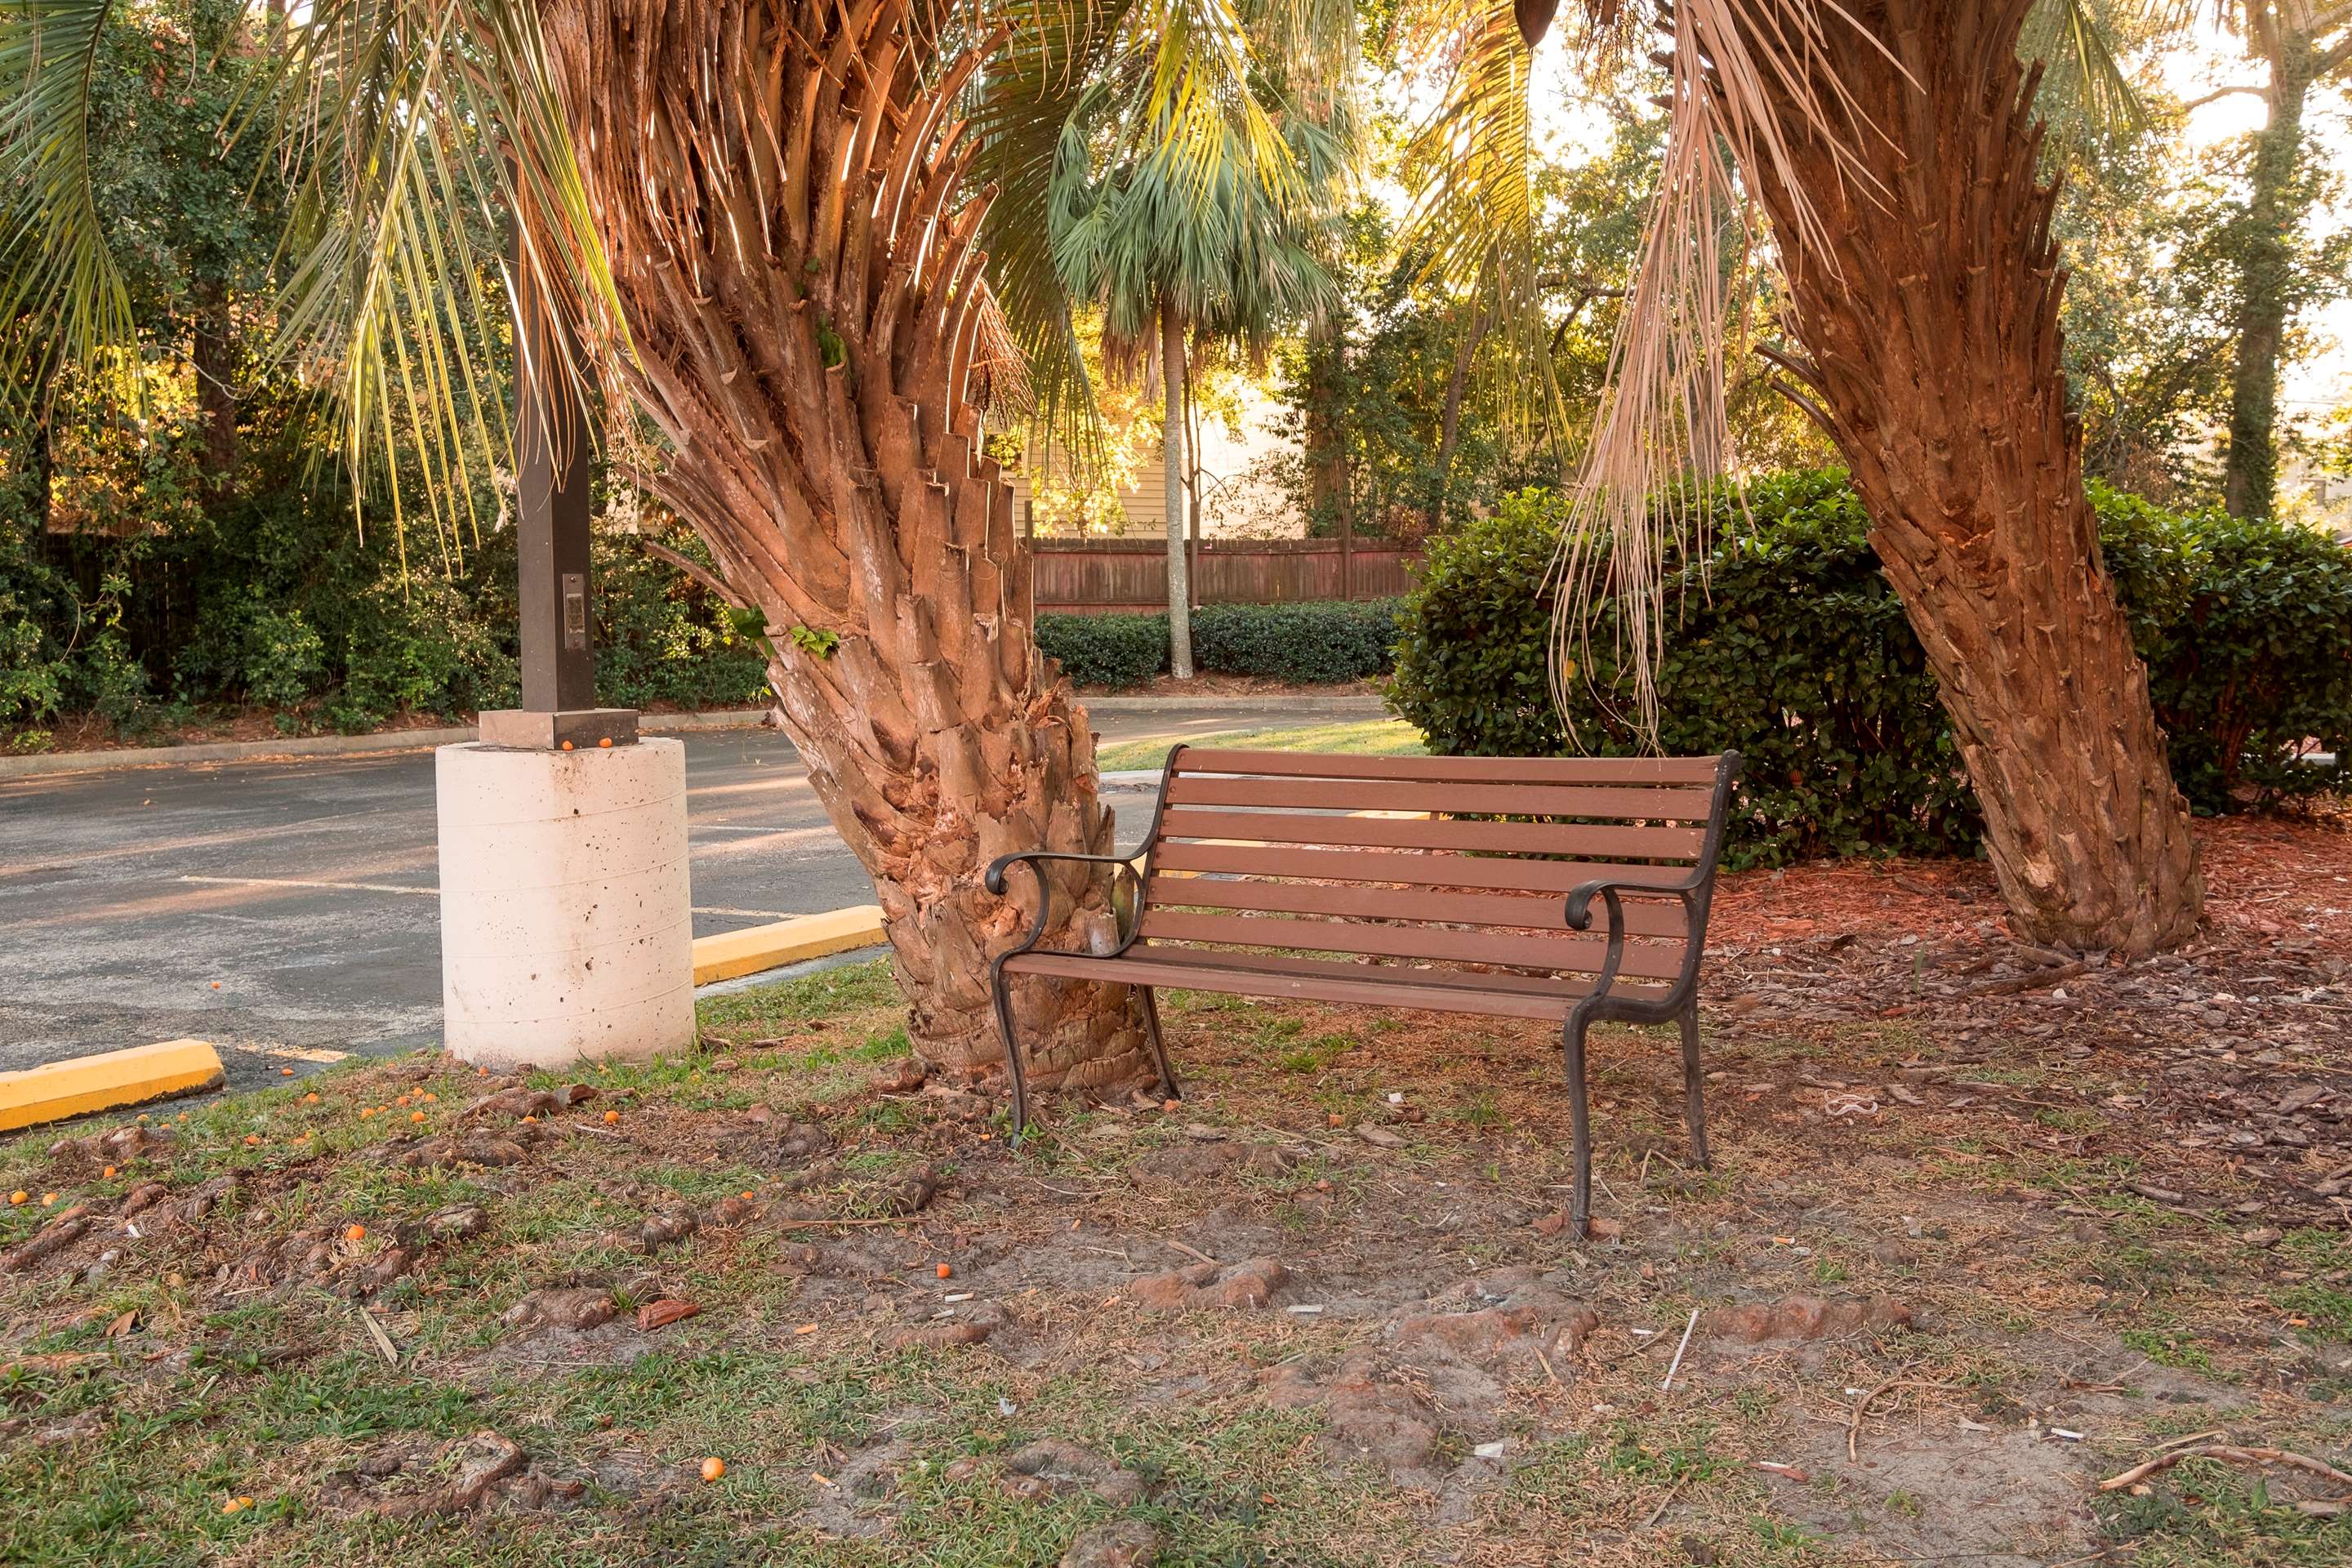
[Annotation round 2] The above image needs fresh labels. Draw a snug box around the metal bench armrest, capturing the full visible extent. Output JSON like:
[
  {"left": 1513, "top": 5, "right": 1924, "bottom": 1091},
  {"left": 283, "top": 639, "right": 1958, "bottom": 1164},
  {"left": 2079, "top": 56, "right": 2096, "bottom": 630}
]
[
  {"left": 1564, "top": 751, "right": 1741, "bottom": 1018},
  {"left": 983, "top": 850, "right": 1146, "bottom": 963}
]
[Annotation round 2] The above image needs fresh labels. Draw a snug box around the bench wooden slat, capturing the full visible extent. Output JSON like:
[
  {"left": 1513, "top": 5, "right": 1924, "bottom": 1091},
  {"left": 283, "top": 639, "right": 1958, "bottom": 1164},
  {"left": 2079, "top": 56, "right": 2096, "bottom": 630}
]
[
  {"left": 1174, "top": 749, "right": 1724, "bottom": 786},
  {"left": 1137, "top": 908, "right": 1690, "bottom": 978},
  {"left": 1165, "top": 773, "right": 1720, "bottom": 822},
  {"left": 1001, "top": 948, "right": 1670, "bottom": 1020},
  {"left": 1111, "top": 946, "right": 1665, "bottom": 1000},
  {"left": 1146, "top": 873, "right": 1693, "bottom": 939},
  {"left": 1152, "top": 840, "right": 1695, "bottom": 893},
  {"left": 1156, "top": 808, "right": 1705, "bottom": 862}
]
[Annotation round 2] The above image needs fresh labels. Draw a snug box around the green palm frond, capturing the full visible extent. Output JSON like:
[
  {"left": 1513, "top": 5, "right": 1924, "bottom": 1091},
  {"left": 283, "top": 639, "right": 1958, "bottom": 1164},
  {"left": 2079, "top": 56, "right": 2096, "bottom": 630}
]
[
  {"left": 2025, "top": 0, "right": 2154, "bottom": 137},
  {"left": 1399, "top": 0, "right": 1564, "bottom": 439},
  {"left": 265, "top": 0, "right": 618, "bottom": 554},
  {"left": 0, "top": 0, "right": 133, "bottom": 403},
  {"left": 982, "top": 0, "right": 1344, "bottom": 468}
]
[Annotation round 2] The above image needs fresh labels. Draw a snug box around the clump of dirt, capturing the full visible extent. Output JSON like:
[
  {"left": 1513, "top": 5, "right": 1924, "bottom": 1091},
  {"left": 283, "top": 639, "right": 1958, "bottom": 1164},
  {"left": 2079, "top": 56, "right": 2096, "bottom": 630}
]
[
  {"left": 318, "top": 1429, "right": 584, "bottom": 1519},
  {"left": 1129, "top": 1255, "right": 1289, "bottom": 1310}
]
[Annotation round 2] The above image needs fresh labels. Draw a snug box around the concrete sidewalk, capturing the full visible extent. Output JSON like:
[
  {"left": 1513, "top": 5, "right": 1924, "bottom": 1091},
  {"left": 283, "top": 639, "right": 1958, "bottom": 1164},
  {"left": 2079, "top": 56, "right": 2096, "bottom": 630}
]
[{"left": 1, "top": 693, "right": 1386, "bottom": 779}]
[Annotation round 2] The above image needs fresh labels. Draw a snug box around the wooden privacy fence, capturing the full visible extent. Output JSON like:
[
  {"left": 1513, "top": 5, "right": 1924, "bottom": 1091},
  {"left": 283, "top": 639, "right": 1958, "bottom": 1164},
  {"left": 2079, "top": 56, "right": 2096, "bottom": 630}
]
[{"left": 1030, "top": 537, "right": 1420, "bottom": 612}]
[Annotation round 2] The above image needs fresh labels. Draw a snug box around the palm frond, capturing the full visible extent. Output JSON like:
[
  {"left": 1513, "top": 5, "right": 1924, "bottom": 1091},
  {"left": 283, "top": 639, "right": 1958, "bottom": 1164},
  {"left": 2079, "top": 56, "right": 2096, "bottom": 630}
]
[
  {"left": 264, "top": 0, "right": 620, "bottom": 555},
  {"left": 0, "top": 0, "right": 134, "bottom": 408},
  {"left": 1548, "top": 0, "right": 1896, "bottom": 737},
  {"left": 2025, "top": 0, "right": 2152, "bottom": 138},
  {"left": 1400, "top": 0, "right": 1560, "bottom": 439}
]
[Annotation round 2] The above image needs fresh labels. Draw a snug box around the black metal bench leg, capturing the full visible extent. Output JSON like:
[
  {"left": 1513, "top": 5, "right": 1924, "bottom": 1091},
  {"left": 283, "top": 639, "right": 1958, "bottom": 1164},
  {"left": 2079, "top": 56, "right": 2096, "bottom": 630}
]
[
  {"left": 1139, "top": 986, "right": 1181, "bottom": 1102},
  {"left": 990, "top": 961, "right": 1031, "bottom": 1139},
  {"left": 1562, "top": 1012, "right": 1593, "bottom": 1241},
  {"left": 1679, "top": 1004, "right": 1710, "bottom": 1170}
]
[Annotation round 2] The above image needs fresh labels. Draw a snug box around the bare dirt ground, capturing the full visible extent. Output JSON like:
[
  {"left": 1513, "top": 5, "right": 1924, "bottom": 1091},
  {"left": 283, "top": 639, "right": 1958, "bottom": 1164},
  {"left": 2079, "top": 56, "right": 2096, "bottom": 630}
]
[{"left": 3, "top": 813, "right": 2349, "bottom": 1566}]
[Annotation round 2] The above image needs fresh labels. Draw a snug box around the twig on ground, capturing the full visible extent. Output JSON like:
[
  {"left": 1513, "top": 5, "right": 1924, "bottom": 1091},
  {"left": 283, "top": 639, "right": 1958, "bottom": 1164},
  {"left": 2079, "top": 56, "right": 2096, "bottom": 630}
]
[
  {"left": 1659, "top": 1307, "right": 1699, "bottom": 1392},
  {"left": 1848, "top": 1374, "right": 1958, "bottom": 1463},
  {"left": 2098, "top": 1445, "right": 2352, "bottom": 1493},
  {"left": 352, "top": 1302, "right": 399, "bottom": 1367},
  {"left": 1642, "top": 1477, "right": 1686, "bottom": 1528},
  {"left": 1163, "top": 1237, "right": 1219, "bottom": 1267},
  {"left": 774, "top": 1217, "right": 904, "bottom": 1230}
]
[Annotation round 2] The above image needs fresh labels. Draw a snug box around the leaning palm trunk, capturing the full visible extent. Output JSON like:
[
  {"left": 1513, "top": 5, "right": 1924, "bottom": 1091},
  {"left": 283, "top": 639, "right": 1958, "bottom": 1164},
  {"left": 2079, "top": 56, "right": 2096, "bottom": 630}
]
[
  {"left": 1737, "top": 0, "right": 2202, "bottom": 951},
  {"left": 536, "top": 0, "right": 1153, "bottom": 1086}
]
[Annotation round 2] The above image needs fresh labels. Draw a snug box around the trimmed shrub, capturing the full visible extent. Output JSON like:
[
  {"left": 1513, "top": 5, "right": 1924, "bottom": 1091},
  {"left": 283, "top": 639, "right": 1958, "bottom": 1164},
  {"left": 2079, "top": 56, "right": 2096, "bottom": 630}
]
[
  {"left": 1036, "top": 611, "right": 1169, "bottom": 689},
  {"left": 1387, "top": 471, "right": 2352, "bottom": 866},
  {"left": 1191, "top": 599, "right": 1403, "bottom": 684},
  {"left": 1037, "top": 599, "right": 1404, "bottom": 690}
]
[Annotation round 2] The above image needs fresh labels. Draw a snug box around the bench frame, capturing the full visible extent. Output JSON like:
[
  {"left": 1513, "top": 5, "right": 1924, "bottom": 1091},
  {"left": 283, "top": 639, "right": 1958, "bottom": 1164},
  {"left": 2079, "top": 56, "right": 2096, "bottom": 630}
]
[{"left": 985, "top": 747, "right": 1743, "bottom": 1238}]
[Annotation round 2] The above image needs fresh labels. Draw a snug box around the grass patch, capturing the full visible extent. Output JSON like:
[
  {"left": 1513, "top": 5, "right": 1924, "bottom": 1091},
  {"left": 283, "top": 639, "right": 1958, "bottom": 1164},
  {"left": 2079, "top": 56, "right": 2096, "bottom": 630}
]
[{"left": 1094, "top": 717, "right": 1423, "bottom": 773}]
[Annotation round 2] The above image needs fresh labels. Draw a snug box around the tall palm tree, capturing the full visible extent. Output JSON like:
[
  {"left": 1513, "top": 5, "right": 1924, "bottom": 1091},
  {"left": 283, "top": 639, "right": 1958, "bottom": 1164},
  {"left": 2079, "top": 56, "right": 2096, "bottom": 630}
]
[
  {"left": 1044, "top": 14, "right": 1353, "bottom": 675},
  {"left": 1410, "top": 0, "right": 2206, "bottom": 953},
  {"left": 1, "top": 0, "right": 1316, "bottom": 1091}
]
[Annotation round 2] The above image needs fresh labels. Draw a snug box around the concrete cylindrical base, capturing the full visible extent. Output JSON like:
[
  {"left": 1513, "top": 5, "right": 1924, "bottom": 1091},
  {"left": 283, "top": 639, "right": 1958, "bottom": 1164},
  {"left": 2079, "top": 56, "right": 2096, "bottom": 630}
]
[{"left": 435, "top": 738, "right": 694, "bottom": 1068}]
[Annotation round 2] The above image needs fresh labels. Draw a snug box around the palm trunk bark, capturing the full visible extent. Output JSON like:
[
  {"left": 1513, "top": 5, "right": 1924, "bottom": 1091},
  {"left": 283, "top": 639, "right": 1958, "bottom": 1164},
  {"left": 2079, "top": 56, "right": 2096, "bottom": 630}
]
[
  {"left": 538, "top": 0, "right": 1153, "bottom": 1091},
  {"left": 2222, "top": 31, "right": 2317, "bottom": 519},
  {"left": 1736, "top": 0, "right": 2201, "bottom": 953},
  {"left": 1160, "top": 299, "right": 1195, "bottom": 678}
]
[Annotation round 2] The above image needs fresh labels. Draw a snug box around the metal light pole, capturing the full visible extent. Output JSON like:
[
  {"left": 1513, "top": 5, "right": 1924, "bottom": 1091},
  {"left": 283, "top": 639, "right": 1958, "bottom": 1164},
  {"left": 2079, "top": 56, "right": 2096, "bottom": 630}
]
[{"left": 431, "top": 237, "right": 694, "bottom": 1069}]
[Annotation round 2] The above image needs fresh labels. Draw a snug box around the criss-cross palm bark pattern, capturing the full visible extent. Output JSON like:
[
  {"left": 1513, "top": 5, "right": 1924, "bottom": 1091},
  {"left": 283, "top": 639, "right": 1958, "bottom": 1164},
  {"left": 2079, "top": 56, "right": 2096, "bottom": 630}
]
[
  {"left": 537, "top": 0, "right": 1151, "bottom": 1083},
  {"left": 1734, "top": 0, "right": 2203, "bottom": 953}
]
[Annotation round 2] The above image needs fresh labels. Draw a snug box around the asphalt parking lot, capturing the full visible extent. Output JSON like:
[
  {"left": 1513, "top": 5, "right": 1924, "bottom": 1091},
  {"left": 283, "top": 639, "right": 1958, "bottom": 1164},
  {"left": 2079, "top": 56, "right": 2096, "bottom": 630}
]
[{"left": 0, "top": 703, "right": 1320, "bottom": 1085}]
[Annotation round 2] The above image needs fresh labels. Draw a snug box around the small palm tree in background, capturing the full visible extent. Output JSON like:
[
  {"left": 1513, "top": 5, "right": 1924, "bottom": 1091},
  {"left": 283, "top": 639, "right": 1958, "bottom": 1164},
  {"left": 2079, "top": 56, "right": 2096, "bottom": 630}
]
[{"left": 1043, "top": 3, "right": 1354, "bottom": 675}]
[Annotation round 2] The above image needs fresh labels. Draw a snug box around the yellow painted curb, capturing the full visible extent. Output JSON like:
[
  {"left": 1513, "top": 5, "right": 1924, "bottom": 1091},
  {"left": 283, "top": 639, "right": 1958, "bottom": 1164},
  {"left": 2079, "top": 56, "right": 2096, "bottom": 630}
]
[
  {"left": 0, "top": 1040, "right": 226, "bottom": 1133},
  {"left": 693, "top": 905, "right": 887, "bottom": 986}
]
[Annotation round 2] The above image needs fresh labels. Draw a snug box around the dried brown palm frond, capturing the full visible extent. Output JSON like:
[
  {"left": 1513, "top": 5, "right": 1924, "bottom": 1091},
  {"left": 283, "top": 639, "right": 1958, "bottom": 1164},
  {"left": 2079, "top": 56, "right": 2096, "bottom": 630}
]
[{"left": 1547, "top": 0, "right": 1907, "bottom": 738}]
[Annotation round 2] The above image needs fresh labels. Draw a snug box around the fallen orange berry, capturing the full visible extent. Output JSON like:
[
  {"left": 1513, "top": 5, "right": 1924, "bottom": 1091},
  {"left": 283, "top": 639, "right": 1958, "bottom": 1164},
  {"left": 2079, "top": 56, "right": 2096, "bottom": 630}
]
[
  {"left": 599, "top": 737, "right": 614, "bottom": 750},
  {"left": 741, "top": 1190, "right": 755, "bottom": 1201},
  {"left": 345, "top": 1223, "right": 367, "bottom": 1242},
  {"left": 603, "top": 1110, "right": 621, "bottom": 1125},
  {"left": 936, "top": 1263, "right": 952, "bottom": 1280},
  {"left": 6, "top": 1192, "right": 24, "bottom": 1206},
  {"left": 410, "top": 1111, "right": 426, "bottom": 1123},
  {"left": 40, "top": 1192, "right": 56, "bottom": 1206},
  {"left": 280, "top": 1067, "right": 294, "bottom": 1077},
  {"left": 303, "top": 1093, "right": 319, "bottom": 1104},
  {"left": 210, "top": 981, "right": 221, "bottom": 990},
  {"left": 101, "top": 1165, "right": 117, "bottom": 1179},
  {"left": 243, "top": 1135, "right": 261, "bottom": 1147},
  {"left": 700, "top": 1456, "right": 726, "bottom": 1482}
]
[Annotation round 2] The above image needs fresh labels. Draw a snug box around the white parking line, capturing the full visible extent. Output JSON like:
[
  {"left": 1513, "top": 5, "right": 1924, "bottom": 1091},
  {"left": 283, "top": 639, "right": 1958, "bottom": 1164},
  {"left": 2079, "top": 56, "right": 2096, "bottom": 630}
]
[{"left": 176, "top": 875, "right": 791, "bottom": 920}]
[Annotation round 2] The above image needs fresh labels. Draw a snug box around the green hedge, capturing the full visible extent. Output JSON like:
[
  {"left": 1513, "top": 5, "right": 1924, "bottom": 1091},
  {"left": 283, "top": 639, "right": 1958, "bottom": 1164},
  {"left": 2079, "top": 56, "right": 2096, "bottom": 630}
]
[
  {"left": 1386, "top": 471, "right": 2352, "bottom": 866},
  {"left": 1037, "top": 599, "right": 1403, "bottom": 689}
]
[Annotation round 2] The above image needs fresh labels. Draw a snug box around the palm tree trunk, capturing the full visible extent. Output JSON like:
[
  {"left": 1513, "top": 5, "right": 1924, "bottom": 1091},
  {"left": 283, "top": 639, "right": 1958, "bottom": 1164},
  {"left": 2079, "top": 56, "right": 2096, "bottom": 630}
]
[
  {"left": 2222, "top": 31, "right": 2318, "bottom": 519},
  {"left": 538, "top": 0, "right": 1153, "bottom": 1090},
  {"left": 1736, "top": 0, "right": 2200, "bottom": 954},
  {"left": 1160, "top": 299, "right": 1195, "bottom": 679}
]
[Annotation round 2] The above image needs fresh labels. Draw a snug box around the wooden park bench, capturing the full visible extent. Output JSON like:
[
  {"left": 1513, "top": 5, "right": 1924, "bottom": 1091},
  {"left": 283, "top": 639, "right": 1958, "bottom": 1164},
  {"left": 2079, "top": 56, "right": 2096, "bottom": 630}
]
[{"left": 985, "top": 746, "right": 1744, "bottom": 1237}]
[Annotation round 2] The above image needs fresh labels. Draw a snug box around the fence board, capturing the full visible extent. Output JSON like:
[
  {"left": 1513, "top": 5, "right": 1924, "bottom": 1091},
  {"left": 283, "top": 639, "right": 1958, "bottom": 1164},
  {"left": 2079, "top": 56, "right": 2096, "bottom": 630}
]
[{"left": 1030, "top": 538, "right": 1419, "bottom": 612}]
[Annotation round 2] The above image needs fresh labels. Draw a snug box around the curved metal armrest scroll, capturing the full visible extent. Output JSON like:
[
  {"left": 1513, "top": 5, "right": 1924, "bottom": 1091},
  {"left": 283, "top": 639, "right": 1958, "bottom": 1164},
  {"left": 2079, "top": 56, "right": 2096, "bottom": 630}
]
[
  {"left": 1565, "top": 877, "right": 1704, "bottom": 1008},
  {"left": 984, "top": 850, "right": 1146, "bottom": 963}
]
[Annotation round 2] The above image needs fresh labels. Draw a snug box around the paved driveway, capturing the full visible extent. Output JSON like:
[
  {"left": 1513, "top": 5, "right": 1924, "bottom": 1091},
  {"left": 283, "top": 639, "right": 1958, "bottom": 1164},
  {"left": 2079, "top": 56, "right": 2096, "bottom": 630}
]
[{"left": 0, "top": 702, "right": 1343, "bottom": 1084}]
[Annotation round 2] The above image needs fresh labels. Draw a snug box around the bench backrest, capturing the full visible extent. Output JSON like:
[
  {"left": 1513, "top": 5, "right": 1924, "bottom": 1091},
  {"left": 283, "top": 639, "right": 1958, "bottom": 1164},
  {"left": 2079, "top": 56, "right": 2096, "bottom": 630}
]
[{"left": 1134, "top": 748, "right": 1740, "bottom": 987}]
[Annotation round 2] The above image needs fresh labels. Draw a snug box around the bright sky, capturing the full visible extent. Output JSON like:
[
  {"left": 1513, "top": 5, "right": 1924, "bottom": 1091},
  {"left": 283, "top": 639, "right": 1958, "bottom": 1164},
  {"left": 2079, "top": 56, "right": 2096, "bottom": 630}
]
[{"left": 2165, "top": 28, "right": 2352, "bottom": 418}]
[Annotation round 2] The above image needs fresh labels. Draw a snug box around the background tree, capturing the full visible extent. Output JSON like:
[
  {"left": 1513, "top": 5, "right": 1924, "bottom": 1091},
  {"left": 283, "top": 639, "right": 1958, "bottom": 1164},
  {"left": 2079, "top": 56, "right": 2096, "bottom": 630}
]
[
  {"left": 2206, "top": 2, "right": 2352, "bottom": 516},
  {"left": 1042, "top": 1, "right": 1353, "bottom": 673}
]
